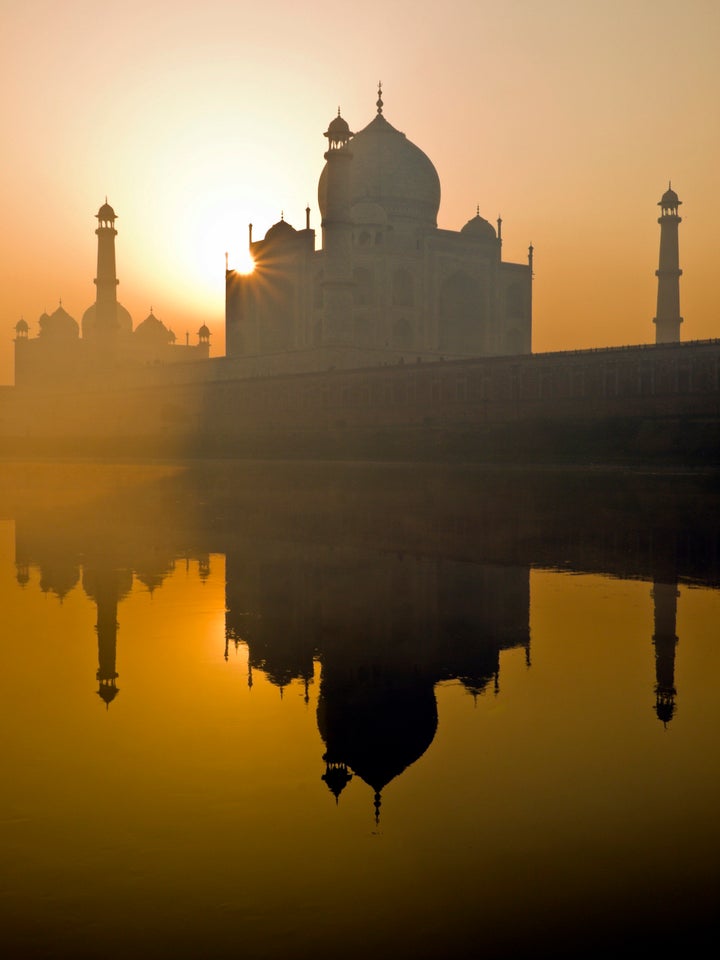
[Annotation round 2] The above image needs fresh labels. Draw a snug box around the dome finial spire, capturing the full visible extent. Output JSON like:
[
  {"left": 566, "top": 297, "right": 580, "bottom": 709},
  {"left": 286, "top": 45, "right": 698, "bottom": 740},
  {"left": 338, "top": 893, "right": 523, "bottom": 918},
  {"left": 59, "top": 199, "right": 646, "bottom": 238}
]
[{"left": 376, "top": 81, "right": 383, "bottom": 115}]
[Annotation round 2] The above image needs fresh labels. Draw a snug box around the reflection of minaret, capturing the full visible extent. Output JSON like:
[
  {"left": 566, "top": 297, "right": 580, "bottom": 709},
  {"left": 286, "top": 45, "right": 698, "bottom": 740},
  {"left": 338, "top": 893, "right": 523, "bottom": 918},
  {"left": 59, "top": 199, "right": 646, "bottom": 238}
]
[
  {"left": 83, "top": 567, "right": 133, "bottom": 708},
  {"left": 651, "top": 580, "right": 679, "bottom": 725},
  {"left": 15, "top": 560, "right": 30, "bottom": 588},
  {"left": 653, "top": 184, "right": 683, "bottom": 344},
  {"left": 96, "top": 584, "right": 120, "bottom": 707},
  {"left": 321, "top": 756, "right": 353, "bottom": 804}
]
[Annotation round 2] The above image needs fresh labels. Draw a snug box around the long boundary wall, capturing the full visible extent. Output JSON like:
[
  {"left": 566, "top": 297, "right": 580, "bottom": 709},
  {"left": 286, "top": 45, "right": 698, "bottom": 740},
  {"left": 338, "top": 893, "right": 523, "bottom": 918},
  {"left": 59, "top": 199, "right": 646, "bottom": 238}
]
[{"left": 2, "top": 339, "right": 720, "bottom": 463}]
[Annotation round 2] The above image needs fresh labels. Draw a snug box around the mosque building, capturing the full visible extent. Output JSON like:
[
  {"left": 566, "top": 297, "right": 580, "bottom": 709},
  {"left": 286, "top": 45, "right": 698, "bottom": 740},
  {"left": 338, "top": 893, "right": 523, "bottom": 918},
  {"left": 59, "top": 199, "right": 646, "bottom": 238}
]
[
  {"left": 14, "top": 200, "right": 210, "bottom": 389},
  {"left": 225, "top": 86, "right": 534, "bottom": 375}
]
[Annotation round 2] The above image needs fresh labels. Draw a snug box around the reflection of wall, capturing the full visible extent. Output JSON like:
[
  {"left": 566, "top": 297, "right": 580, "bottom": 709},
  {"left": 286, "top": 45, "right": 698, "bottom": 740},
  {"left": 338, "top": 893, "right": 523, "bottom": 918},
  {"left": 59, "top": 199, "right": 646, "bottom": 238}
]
[{"left": 4, "top": 339, "right": 720, "bottom": 466}]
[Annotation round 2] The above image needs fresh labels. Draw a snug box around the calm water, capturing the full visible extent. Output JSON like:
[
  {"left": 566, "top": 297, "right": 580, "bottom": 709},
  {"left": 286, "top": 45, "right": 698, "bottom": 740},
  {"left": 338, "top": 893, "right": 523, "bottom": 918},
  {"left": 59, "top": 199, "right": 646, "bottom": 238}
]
[{"left": 1, "top": 460, "right": 719, "bottom": 959}]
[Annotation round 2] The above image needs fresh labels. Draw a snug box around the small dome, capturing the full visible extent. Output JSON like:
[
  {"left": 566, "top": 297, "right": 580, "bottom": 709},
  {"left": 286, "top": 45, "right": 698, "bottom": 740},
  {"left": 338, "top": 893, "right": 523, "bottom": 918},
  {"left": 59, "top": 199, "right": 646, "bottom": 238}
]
[
  {"left": 461, "top": 211, "right": 496, "bottom": 240},
  {"left": 198, "top": 324, "right": 210, "bottom": 338},
  {"left": 39, "top": 303, "right": 79, "bottom": 339},
  {"left": 134, "top": 310, "right": 174, "bottom": 344},
  {"left": 97, "top": 201, "right": 116, "bottom": 221},
  {"left": 264, "top": 217, "right": 297, "bottom": 243},
  {"left": 325, "top": 110, "right": 352, "bottom": 145},
  {"left": 15, "top": 318, "right": 29, "bottom": 333},
  {"left": 659, "top": 183, "right": 681, "bottom": 208}
]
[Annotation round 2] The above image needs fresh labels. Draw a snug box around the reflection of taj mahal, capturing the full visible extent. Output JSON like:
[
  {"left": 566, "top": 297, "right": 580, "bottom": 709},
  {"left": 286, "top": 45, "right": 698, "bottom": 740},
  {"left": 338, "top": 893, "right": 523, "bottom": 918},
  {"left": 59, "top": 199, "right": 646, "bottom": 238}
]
[
  {"left": 226, "top": 85, "right": 533, "bottom": 374},
  {"left": 15, "top": 529, "right": 685, "bottom": 820}
]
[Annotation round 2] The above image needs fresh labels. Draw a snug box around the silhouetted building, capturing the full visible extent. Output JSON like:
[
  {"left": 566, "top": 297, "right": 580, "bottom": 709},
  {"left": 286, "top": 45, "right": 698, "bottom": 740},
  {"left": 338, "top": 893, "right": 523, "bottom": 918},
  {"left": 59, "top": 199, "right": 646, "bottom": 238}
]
[
  {"left": 654, "top": 184, "right": 683, "bottom": 344},
  {"left": 225, "top": 86, "right": 533, "bottom": 375},
  {"left": 14, "top": 202, "right": 211, "bottom": 388}
]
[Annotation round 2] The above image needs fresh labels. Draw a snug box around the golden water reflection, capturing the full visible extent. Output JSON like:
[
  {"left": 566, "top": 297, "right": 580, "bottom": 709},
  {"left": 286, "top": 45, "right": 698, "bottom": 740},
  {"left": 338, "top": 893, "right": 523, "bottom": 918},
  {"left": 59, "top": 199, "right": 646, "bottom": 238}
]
[{"left": 1, "top": 461, "right": 719, "bottom": 959}]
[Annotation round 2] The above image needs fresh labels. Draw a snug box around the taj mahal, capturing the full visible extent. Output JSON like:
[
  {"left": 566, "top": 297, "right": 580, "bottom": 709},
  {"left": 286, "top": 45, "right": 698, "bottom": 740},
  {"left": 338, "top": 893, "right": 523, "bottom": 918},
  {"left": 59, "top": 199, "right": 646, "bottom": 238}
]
[
  {"left": 225, "top": 84, "right": 533, "bottom": 374},
  {"left": 13, "top": 85, "right": 534, "bottom": 388},
  {"left": 5, "top": 86, "right": 712, "bottom": 467}
]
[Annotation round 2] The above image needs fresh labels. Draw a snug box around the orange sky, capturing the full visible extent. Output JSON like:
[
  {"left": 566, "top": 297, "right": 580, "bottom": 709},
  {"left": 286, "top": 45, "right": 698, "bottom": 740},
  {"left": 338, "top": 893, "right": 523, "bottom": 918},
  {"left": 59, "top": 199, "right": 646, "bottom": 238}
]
[{"left": 1, "top": 0, "right": 719, "bottom": 385}]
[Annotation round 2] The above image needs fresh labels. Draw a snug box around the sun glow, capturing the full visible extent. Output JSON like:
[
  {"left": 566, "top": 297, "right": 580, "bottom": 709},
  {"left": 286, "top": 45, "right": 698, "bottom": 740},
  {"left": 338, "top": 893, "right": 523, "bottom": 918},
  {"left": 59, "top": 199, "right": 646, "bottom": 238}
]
[{"left": 234, "top": 249, "right": 256, "bottom": 275}]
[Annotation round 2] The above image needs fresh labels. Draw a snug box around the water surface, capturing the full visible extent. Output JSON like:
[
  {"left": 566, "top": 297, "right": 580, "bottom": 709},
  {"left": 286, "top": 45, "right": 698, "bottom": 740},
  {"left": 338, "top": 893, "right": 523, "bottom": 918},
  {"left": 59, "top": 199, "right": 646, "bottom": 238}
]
[{"left": 1, "top": 460, "right": 718, "bottom": 958}]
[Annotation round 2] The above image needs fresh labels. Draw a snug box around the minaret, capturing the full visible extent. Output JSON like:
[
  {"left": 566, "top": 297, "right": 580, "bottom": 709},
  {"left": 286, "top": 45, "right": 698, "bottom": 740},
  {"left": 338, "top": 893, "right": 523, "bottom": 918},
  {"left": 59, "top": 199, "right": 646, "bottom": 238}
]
[
  {"left": 653, "top": 184, "right": 683, "bottom": 343},
  {"left": 320, "top": 107, "right": 354, "bottom": 345},
  {"left": 93, "top": 200, "right": 121, "bottom": 339}
]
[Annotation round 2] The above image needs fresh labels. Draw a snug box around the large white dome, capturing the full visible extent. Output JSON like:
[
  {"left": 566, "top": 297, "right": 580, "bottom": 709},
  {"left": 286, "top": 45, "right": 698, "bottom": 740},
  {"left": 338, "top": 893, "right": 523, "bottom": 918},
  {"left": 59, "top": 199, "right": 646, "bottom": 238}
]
[{"left": 318, "top": 112, "right": 441, "bottom": 228}]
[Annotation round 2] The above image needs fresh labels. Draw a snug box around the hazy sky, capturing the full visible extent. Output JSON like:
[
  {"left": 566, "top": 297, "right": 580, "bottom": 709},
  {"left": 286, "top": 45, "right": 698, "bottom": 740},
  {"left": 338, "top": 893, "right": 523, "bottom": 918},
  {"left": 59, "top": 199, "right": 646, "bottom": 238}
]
[{"left": 1, "top": 0, "right": 718, "bottom": 384}]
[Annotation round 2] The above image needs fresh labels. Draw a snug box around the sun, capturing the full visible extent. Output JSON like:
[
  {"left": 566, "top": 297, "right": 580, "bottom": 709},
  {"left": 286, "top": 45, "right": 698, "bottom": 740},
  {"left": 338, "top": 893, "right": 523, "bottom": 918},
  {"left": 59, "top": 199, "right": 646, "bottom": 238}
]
[{"left": 233, "top": 248, "right": 256, "bottom": 275}]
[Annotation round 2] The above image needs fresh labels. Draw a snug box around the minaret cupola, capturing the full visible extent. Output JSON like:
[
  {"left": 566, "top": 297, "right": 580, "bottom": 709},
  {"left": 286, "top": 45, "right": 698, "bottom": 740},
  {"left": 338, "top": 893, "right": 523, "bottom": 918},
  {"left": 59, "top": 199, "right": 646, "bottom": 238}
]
[{"left": 324, "top": 108, "right": 353, "bottom": 151}]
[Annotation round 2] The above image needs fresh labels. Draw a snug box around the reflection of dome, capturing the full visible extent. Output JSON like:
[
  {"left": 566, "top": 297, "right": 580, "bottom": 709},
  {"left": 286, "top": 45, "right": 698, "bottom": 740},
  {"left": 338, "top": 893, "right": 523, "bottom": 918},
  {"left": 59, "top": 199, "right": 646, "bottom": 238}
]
[
  {"left": 134, "top": 310, "right": 174, "bottom": 344},
  {"left": 38, "top": 304, "right": 79, "bottom": 339},
  {"left": 82, "top": 567, "right": 134, "bottom": 605},
  {"left": 461, "top": 211, "right": 496, "bottom": 240},
  {"left": 318, "top": 112, "right": 441, "bottom": 228},
  {"left": 655, "top": 698, "right": 675, "bottom": 725},
  {"left": 317, "top": 671, "right": 438, "bottom": 819},
  {"left": 38, "top": 561, "right": 80, "bottom": 599},
  {"left": 81, "top": 301, "right": 133, "bottom": 338},
  {"left": 321, "top": 760, "right": 353, "bottom": 801},
  {"left": 135, "top": 565, "right": 172, "bottom": 594},
  {"left": 98, "top": 683, "right": 119, "bottom": 706}
]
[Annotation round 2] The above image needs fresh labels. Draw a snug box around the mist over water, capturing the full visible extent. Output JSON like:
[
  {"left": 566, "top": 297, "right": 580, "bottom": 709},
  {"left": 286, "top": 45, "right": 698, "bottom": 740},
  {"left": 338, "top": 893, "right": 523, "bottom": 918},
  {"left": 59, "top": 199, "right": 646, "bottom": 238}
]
[{"left": 2, "top": 460, "right": 719, "bottom": 959}]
